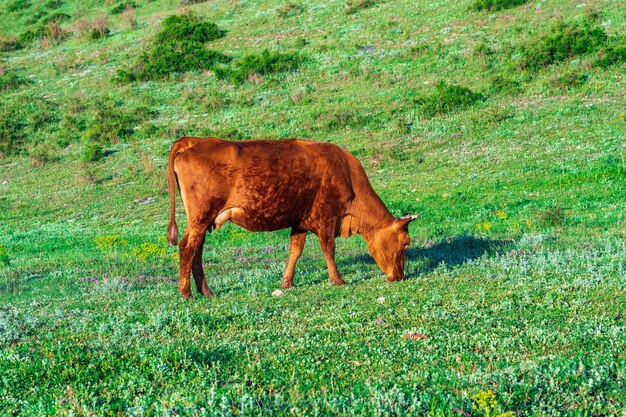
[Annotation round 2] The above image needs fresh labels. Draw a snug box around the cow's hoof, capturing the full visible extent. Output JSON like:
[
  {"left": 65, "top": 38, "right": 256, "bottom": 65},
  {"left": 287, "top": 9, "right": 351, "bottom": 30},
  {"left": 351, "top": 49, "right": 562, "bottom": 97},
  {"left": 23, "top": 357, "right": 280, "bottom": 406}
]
[
  {"left": 180, "top": 291, "right": 192, "bottom": 299},
  {"left": 331, "top": 278, "right": 346, "bottom": 286},
  {"left": 280, "top": 279, "right": 294, "bottom": 289},
  {"left": 201, "top": 289, "right": 215, "bottom": 297}
]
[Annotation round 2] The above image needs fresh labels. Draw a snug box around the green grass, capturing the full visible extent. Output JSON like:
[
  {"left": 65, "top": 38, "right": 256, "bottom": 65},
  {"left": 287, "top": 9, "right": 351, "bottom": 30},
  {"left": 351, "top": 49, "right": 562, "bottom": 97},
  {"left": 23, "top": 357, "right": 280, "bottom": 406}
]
[{"left": 1, "top": 0, "right": 626, "bottom": 415}]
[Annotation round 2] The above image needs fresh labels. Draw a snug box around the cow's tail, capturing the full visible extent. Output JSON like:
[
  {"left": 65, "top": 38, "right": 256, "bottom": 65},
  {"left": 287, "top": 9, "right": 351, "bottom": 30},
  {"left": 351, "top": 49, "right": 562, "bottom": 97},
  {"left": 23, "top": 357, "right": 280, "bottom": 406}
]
[{"left": 167, "top": 137, "right": 200, "bottom": 246}]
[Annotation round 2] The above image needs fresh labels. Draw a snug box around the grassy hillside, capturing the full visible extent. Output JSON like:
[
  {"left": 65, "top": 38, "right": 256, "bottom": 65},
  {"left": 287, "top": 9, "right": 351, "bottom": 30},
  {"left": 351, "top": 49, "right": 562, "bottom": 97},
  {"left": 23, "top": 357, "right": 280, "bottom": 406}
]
[{"left": 1, "top": 0, "right": 625, "bottom": 415}]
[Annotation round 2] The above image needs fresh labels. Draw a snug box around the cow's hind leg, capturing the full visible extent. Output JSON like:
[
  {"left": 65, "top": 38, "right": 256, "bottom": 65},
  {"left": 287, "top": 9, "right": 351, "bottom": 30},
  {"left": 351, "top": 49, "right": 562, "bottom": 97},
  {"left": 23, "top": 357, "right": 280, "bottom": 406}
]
[
  {"left": 192, "top": 233, "right": 214, "bottom": 297},
  {"left": 178, "top": 225, "right": 208, "bottom": 299},
  {"left": 316, "top": 230, "right": 346, "bottom": 286},
  {"left": 281, "top": 228, "right": 307, "bottom": 289}
]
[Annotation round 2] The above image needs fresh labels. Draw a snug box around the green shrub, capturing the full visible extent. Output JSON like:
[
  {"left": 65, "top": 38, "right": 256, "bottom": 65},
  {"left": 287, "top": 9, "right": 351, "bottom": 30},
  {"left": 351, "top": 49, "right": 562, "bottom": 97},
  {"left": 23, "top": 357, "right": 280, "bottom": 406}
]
[
  {"left": 594, "top": 38, "right": 626, "bottom": 68},
  {"left": 0, "top": 107, "right": 25, "bottom": 157},
  {"left": 17, "top": 26, "right": 50, "bottom": 45},
  {"left": 80, "top": 141, "right": 104, "bottom": 162},
  {"left": 548, "top": 70, "right": 588, "bottom": 89},
  {"left": 216, "top": 49, "right": 302, "bottom": 84},
  {"left": 180, "top": 0, "right": 208, "bottom": 4},
  {"left": 88, "top": 27, "right": 109, "bottom": 40},
  {"left": 6, "top": 0, "right": 30, "bottom": 13},
  {"left": 110, "top": 1, "right": 136, "bottom": 15},
  {"left": 157, "top": 14, "right": 223, "bottom": 44},
  {"left": 115, "top": 13, "right": 228, "bottom": 82},
  {"left": 0, "top": 36, "right": 22, "bottom": 51},
  {"left": 488, "top": 74, "right": 521, "bottom": 95},
  {"left": 471, "top": 0, "right": 529, "bottom": 12},
  {"left": 0, "top": 70, "right": 27, "bottom": 92},
  {"left": 536, "top": 206, "right": 566, "bottom": 228},
  {"left": 29, "top": 142, "right": 60, "bottom": 166},
  {"left": 344, "top": 0, "right": 379, "bottom": 15},
  {"left": 415, "top": 82, "right": 484, "bottom": 117},
  {"left": 277, "top": 2, "right": 305, "bottom": 18},
  {"left": 519, "top": 20, "right": 607, "bottom": 71},
  {"left": 82, "top": 101, "right": 147, "bottom": 146}
]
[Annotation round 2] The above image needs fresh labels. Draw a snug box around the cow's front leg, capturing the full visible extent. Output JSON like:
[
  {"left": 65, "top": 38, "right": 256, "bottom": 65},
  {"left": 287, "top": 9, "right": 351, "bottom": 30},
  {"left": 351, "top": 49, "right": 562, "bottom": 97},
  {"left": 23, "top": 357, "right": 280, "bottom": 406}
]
[
  {"left": 317, "top": 231, "right": 346, "bottom": 286},
  {"left": 281, "top": 228, "right": 307, "bottom": 288}
]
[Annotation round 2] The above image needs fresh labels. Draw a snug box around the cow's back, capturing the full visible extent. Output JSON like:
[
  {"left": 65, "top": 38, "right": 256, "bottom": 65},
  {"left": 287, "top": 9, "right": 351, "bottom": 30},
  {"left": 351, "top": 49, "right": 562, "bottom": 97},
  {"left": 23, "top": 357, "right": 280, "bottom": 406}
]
[{"left": 174, "top": 139, "right": 355, "bottom": 232}]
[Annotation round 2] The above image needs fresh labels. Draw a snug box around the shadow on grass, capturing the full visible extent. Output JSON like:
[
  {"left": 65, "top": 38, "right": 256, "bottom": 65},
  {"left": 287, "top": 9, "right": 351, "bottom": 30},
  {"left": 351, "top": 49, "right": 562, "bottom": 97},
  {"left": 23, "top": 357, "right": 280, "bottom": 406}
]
[
  {"left": 406, "top": 234, "right": 510, "bottom": 278},
  {"left": 337, "top": 234, "right": 510, "bottom": 280}
]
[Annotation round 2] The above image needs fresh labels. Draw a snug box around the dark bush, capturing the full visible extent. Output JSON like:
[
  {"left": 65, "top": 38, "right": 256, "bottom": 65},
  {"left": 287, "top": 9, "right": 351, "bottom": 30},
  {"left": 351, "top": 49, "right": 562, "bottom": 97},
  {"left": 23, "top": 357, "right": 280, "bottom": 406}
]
[
  {"left": 157, "top": 14, "right": 223, "bottom": 44},
  {"left": 88, "top": 27, "right": 110, "bottom": 40},
  {"left": 0, "top": 71, "right": 27, "bottom": 92},
  {"left": 415, "top": 82, "right": 484, "bottom": 117},
  {"left": 6, "top": 0, "right": 30, "bottom": 13},
  {"left": 471, "top": 0, "right": 529, "bottom": 12},
  {"left": 216, "top": 49, "right": 302, "bottom": 84},
  {"left": 519, "top": 20, "right": 607, "bottom": 71},
  {"left": 180, "top": 0, "right": 208, "bottom": 4},
  {"left": 80, "top": 141, "right": 104, "bottom": 162},
  {"left": 594, "top": 38, "right": 626, "bottom": 68},
  {"left": 110, "top": 1, "right": 136, "bottom": 15},
  {"left": 115, "top": 13, "right": 228, "bottom": 82},
  {"left": 0, "top": 107, "right": 25, "bottom": 157}
]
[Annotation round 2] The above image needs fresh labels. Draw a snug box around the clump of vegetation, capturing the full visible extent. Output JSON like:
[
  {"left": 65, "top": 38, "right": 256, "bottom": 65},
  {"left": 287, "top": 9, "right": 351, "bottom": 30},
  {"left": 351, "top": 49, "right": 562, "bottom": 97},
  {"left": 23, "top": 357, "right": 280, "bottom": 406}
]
[
  {"left": 318, "top": 110, "right": 372, "bottom": 130},
  {"left": 518, "top": 20, "right": 607, "bottom": 71},
  {"left": 0, "top": 107, "right": 25, "bottom": 157},
  {"left": 216, "top": 49, "right": 302, "bottom": 84},
  {"left": 548, "top": 69, "right": 589, "bottom": 89},
  {"left": 277, "top": 2, "right": 305, "bottom": 18},
  {"left": 180, "top": 0, "right": 208, "bottom": 4},
  {"left": 344, "top": 0, "right": 379, "bottom": 15},
  {"left": 73, "top": 15, "right": 110, "bottom": 42},
  {"left": 536, "top": 206, "right": 566, "bottom": 228},
  {"left": 0, "top": 244, "right": 9, "bottom": 266},
  {"left": 488, "top": 73, "right": 521, "bottom": 94},
  {"left": 80, "top": 101, "right": 155, "bottom": 162},
  {"left": 6, "top": 0, "right": 31, "bottom": 13},
  {"left": 0, "top": 36, "right": 22, "bottom": 51},
  {"left": 116, "top": 13, "right": 228, "bottom": 82},
  {"left": 0, "top": 68, "right": 27, "bottom": 92},
  {"left": 471, "top": 0, "right": 529, "bottom": 12},
  {"left": 415, "top": 82, "right": 484, "bottom": 117},
  {"left": 110, "top": 1, "right": 136, "bottom": 15},
  {"left": 594, "top": 38, "right": 626, "bottom": 68},
  {"left": 17, "top": 20, "right": 68, "bottom": 47}
]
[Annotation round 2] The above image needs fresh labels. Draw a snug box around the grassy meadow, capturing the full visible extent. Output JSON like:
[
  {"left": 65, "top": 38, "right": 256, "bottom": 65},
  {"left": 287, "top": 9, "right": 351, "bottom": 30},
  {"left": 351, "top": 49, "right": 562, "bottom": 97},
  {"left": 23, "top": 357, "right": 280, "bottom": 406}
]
[{"left": 1, "top": 0, "right": 626, "bottom": 415}]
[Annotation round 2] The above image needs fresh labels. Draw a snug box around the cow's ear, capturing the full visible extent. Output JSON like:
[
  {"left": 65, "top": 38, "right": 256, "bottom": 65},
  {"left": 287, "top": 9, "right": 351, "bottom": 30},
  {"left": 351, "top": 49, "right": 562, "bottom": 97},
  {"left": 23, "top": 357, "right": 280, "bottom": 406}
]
[{"left": 394, "top": 213, "right": 422, "bottom": 230}]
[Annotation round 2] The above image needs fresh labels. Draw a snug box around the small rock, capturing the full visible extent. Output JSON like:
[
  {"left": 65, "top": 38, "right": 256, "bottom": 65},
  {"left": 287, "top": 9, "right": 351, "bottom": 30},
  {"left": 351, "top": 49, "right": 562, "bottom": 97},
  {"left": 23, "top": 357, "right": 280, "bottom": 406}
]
[
  {"left": 376, "top": 296, "right": 385, "bottom": 304},
  {"left": 405, "top": 333, "right": 428, "bottom": 340},
  {"left": 271, "top": 289, "right": 285, "bottom": 297}
]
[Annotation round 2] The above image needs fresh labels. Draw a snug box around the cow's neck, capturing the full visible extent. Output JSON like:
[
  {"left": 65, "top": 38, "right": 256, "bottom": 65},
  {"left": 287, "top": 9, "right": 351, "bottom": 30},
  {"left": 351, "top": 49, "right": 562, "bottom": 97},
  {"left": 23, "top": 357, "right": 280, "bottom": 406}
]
[{"left": 351, "top": 186, "right": 396, "bottom": 239}]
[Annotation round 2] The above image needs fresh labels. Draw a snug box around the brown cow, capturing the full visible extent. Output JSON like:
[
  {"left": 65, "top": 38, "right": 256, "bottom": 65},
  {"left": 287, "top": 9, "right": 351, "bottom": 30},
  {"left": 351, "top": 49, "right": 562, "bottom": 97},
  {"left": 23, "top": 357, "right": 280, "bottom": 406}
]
[{"left": 167, "top": 137, "right": 420, "bottom": 298}]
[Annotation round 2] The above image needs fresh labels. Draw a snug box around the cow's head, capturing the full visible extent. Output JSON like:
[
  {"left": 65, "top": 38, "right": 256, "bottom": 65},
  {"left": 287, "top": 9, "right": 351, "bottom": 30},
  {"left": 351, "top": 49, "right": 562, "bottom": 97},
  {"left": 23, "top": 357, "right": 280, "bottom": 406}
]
[{"left": 366, "top": 214, "right": 420, "bottom": 282}]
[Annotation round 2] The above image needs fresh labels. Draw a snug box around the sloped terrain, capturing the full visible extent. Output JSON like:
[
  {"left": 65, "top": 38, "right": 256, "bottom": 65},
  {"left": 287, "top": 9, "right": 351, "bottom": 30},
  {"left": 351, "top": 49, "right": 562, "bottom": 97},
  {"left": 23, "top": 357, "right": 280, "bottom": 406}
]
[{"left": 1, "top": 0, "right": 625, "bottom": 415}]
